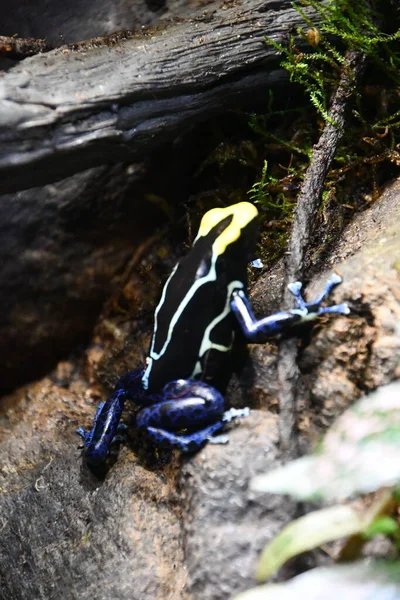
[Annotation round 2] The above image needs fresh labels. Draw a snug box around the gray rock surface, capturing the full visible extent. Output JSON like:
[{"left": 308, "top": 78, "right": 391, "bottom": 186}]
[
  {"left": 301, "top": 179, "right": 400, "bottom": 439},
  {"left": 0, "top": 376, "right": 187, "bottom": 600},
  {"left": 182, "top": 411, "right": 295, "bottom": 599}
]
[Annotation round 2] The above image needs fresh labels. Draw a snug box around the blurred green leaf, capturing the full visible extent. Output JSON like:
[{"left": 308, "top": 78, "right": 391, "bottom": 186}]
[
  {"left": 364, "top": 517, "right": 400, "bottom": 539},
  {"left": 256, "top": 505, "right": 365, "bottom": 582}
]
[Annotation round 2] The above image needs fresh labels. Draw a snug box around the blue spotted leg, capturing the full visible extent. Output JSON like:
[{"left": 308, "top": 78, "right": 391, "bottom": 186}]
[
  {"left": 77, "top": 390, "right": 127, "bottom": 466},
  {"left": 77, "top": 368, "right": 145, "bottom": 467},
  {"left": 78, "top": 374, "right": 248, "bottom": 461},
  {"left": 136, "top": 380, "right": 249, "bottom": 452},
  {"left": 231, "top": 273, "right": 350, "bottom": 343}
]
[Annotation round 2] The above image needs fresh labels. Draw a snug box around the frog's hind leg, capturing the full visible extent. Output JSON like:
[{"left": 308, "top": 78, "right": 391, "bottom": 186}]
[
  {"left": 77, "top": 388, "right": 127, "bottom": 466},
  {"left": 136, "top": 379, "right": 249, "bottom": 452},
  {"left": 77, "top": 367, "right": 145, "bottom": 466},
  {"left": 146, "top": 421, "right": 226, "bottom": 452},
  {"left": 144, "top": 407, "right": 250, "bottom": 451}
]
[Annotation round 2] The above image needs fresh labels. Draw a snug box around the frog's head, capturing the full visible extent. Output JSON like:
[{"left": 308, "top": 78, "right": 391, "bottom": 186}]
[{"left": 194, "top": 201, "right": 259, "bottom": 271}]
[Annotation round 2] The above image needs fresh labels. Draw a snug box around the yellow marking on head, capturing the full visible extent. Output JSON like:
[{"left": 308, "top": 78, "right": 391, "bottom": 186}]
[{"left": 196, "top": 202, "right": 258, "bottom": 256}]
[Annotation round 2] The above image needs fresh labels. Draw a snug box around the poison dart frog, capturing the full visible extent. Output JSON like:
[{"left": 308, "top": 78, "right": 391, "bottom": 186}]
[{"left": 78, "top": 202, "right": 349, "bottom": 465}]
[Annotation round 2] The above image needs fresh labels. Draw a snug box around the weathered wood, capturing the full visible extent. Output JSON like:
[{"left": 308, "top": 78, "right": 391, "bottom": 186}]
[
  {"left": 0, "top": 0, "right": 315, "bottom": 193},
  {"left": 0, "top": 0, "right": 164, "bottom": 46},
  {"left": 0, "top": 35, "right": 53, "bottom": 59}
]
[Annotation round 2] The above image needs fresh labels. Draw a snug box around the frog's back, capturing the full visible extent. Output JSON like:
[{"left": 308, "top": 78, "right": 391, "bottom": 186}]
[{"left": 142, "top": 203, "right": 258, "bottom": 393}]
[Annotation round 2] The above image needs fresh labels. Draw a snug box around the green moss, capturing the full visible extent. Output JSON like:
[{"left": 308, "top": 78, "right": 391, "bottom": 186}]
[{"left": 270, "top": 0, "right": 400, "bottom": 123}]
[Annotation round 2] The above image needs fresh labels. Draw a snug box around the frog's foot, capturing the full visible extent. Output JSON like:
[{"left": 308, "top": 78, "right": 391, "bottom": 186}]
[
  {"left": 144, "top": 407, "right": 250, "bottom": 451},
  {"left": 207, "top": 434, "right": 230, "bottom": 445},
  {"left": 288, "top": 273, "right": 350, "bottom": 320},
  {"left": 77, "top": 388, "right": 127, "bottom": 466},
  {"left": 208, "top": 406, "right": 250, "bottom": 444},
  {"left": 77, "top": 401, "right": 106, "bottom": 445},
  {"left": 207, "top": 408, "right": 250, "bottom": 445},
  {"left": 222, "top": 406, "right": 250, "bottom": 422},
  {"left": 146, "top": 421, "right": 226, "bottom": 452},
  {"left": 76, "top": 427, "right": 90, "bottom": 445}
]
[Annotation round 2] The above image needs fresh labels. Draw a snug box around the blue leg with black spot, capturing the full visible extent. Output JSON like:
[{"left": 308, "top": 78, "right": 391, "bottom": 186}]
[
  {"left": 136, "top": 380, "right": 249, "bottom": 452},
  {"left": 146, "top": 421, "right": 226, "bottom": 452},
  {"left": 77, "top": 368, "right": 145, "bottom": 466},
  {"left": 231, "top": 273, "right": 350, "bottom": 343},
  {"left": 77, "top": 389, "right": 127, "bottom": 466}
]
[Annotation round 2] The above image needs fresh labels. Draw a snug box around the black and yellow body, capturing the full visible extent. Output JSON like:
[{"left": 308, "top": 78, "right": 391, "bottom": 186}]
[
  {"left": 143, "top": 202, "right": 258, "bottom": 393},
  {"left": 78, "top": 202, "right": 349, "bottom": 465}
]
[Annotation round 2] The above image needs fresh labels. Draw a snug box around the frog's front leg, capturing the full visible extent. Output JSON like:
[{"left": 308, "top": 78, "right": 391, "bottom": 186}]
[
  {"left": 231, "top": 273, "right": 350, "bottom": 343},
  {"left": 77, "top": 368, "right": 145, "bottom": 466},
  {"left": 136, "top": 380, "right": 248, "bottom": 453}
]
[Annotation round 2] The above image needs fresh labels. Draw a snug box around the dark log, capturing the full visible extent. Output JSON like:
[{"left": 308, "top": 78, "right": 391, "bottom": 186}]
[
  {"left": 0, "top": 35, "right": 53, "bottom": 59},
  {"left": 0, "top": 0, "right": 165, "bottom": 46},
  {"left": 0, "top": 0, "right": 316, "bottom": 194}
]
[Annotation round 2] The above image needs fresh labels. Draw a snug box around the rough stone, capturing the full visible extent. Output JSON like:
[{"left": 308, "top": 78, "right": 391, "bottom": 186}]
[
  {"left": 0, "top": 375, "right": 186, "bottom": 600},
  {"left": 181, "top": 411, "right": 296, "bottom": 600}
]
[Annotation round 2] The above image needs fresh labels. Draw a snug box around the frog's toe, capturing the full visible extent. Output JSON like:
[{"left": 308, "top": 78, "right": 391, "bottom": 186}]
[
  {"left": 76, "top": 427, "right": 90, "bottom": 443},
  {"left": 207, "top": 434, "right": 230, "bottom": 445},
  {"left": 146, "top": 421, "right": 226, "bottom": 452},
  {"left": 318, "top": 302, "right": 350, "bottom": 316},
  {"left": 222, "top": 407, "right": 250, "bottom": 423}
]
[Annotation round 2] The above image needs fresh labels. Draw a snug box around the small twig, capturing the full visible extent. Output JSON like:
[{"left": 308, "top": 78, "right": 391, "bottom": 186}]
[
  {"left": 278, "top": 49, "right": 367, "bottom": 460},
  {"left": 0, "top": 36, "right": 53, "bottom": 60}
]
